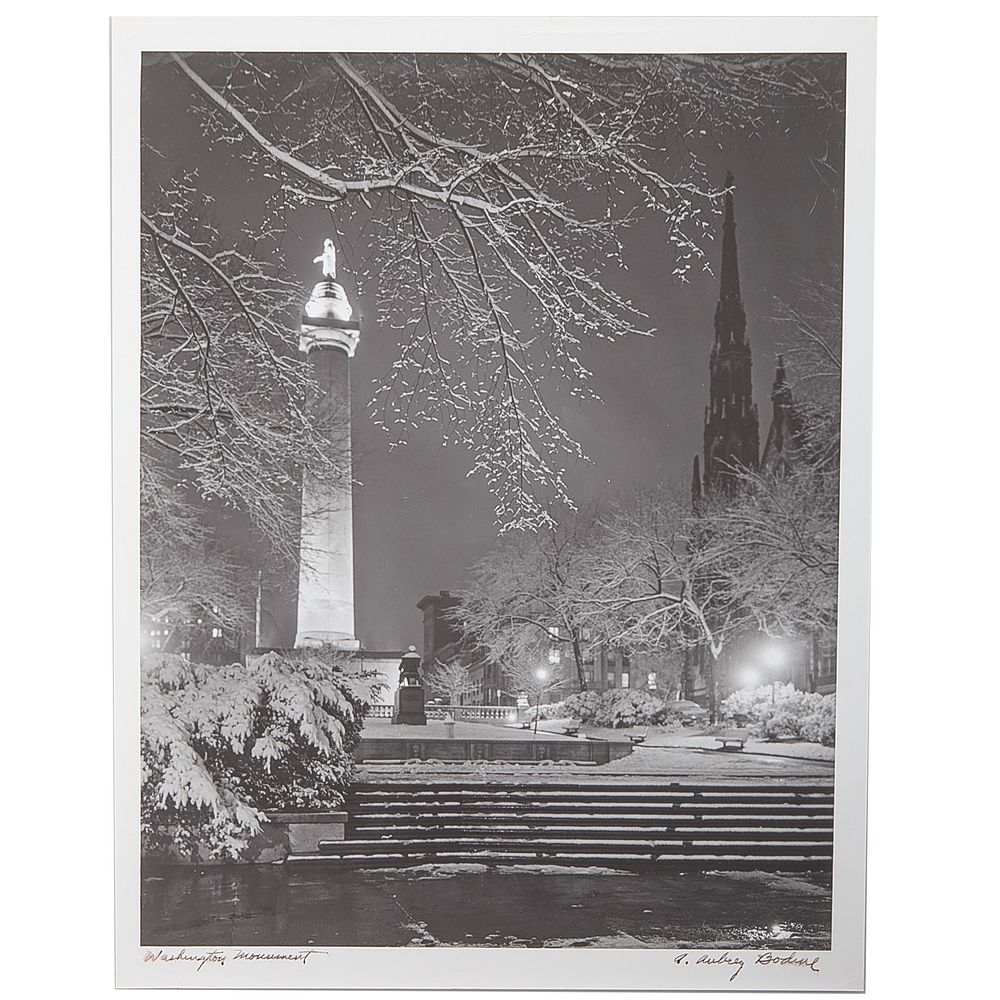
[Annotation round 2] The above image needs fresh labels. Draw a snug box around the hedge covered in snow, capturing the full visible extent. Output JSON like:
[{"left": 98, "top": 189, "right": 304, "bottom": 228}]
[
  {"left": 141, "top": 649, "right": 383, "bottom": 860},
  {"left": 527, "top": 682, "right": 836, "bottom": 744},
  {"left": 526, "top": 689, "right": 689, "bottom": 728},
  {"left": 721, "top": 683, "right": 836, "bottom": 746}
]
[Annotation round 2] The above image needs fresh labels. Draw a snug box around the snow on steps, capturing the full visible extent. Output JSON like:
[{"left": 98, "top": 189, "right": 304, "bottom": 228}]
[
  {"left": 283, "top": 778, "right": 837, "bottom": 871},
  {"left": 288, "top": 852, "right": 832, "bottom": 872}
]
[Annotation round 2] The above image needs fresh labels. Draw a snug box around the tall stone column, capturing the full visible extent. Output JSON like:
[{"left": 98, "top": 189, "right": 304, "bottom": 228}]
[{"left": 294, "top": 241, "right": 362, "bottom": 649}]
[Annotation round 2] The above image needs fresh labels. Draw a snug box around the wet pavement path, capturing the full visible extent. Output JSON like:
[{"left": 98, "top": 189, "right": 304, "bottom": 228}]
[{"left": 141, "top": 864, "right": 831, "bottom": 949}]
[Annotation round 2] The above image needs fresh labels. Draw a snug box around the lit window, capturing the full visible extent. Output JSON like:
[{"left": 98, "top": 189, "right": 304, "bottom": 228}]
[
  {"left": 212, "top": 627, "right": 222, "bottom": 638},
  {"left": 647, "top": 672, "right": 657, "bottom": 689},
  {"left": 607, "top": 672, "right": 616, "bottom": 689},
  {"left": 621, "top": 672, "right": 630, "bottom": 689},
  {"left": 548, "top": 647, "right": 560, "bottom": 664}
]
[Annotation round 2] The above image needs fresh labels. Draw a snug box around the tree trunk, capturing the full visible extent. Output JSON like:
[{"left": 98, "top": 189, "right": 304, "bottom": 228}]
[
  {"left": 571, "top": 633, "right": 587, "bottom": 692},
  {"left": 707, "top": 654, "right": 718, "bottom": 724}
]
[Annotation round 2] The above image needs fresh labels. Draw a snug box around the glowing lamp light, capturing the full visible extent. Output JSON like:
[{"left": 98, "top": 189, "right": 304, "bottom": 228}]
[
  {"left": 762, "top": 640, "right": 788, "bottom": 669},
  {"left": 761, "top": 640, "right": 789, "bottom": 704},
  {"left": 535, "top": 667, "right": 548, "bottom": 681}
]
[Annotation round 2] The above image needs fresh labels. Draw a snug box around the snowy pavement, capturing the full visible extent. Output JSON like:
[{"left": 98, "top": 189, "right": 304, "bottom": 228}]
[
  {"left": 354, "top": 722, "right": 834, "bottom": 781},
  {"left": 361, "top": 717, "right": 581, "bottom": 741},
  {"left": 141, "top": 863, "right": 832, "bottom": 950},
  {"left": 575, "top": 725, "right": 835, "bottom": 761}
]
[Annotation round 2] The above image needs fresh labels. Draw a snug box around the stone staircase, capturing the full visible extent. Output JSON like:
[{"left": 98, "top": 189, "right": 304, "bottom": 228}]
[{"left": 288, "top": 779, "right": 834, "bottom": 871}]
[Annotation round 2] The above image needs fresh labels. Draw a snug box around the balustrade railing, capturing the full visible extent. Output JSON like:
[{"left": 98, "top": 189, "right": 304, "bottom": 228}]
[
  {"left": 366, "top": 702, "right": 518, "bottom": 722},
  {"left": 427, "top": 705, "right": 518, "bottom": 722}
]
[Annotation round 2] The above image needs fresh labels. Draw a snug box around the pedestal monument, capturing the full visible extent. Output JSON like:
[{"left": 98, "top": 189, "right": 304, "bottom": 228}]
[
  {"left": 295, "top": 240, "right": 362, "bottom": 649},
  {"left": 392, "top": 645, "right": 427, "bottom": 725}
]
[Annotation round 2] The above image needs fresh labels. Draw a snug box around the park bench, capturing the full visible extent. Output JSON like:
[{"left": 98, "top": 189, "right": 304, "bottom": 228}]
[
  {"left": 561, "top": 720, "right": 581, "bottom": 736},
  {"left": 626, "top": 728, "right": 648, "bottom": 745},
  {"left": 714, "top": 728, "right": 750, "bottom": 751}
]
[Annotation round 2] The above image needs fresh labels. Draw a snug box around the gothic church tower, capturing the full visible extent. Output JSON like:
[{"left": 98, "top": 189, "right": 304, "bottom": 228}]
[{"left": 695, "top": 173, "right": 760, "bottom": 498}]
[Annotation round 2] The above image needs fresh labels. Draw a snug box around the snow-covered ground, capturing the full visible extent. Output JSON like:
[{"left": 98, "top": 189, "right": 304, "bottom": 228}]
[
  {"left": 142, "top": 863, "right": 832, "bottom": 950},
  {"left": 362, "top": 862, "right": 638, "bottom": 879},
  {"left": 357, "top": 733, "right": 834, "bottom": 781}
]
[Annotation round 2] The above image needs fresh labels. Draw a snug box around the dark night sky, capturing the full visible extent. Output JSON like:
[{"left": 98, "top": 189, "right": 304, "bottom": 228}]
[{"left": 142, "top": 55, "right": 845, "bottom": 652}]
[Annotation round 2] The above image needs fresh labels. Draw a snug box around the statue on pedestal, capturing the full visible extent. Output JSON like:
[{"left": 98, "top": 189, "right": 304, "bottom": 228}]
[{"left": 392, "top": 646, "right": 427, "bottom": 725}]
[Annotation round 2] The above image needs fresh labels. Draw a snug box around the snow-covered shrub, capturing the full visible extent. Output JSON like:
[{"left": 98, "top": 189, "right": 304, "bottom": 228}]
[
  {"left": 593, "top": 690, "right": 668, "bottom": 728},
  {"left": 525, "top": 689, "right": 667, "bottom": 727},
  {"left": 753, "top": 702, "right": 806, "bottom": 741},
  {"left": 561, "top": 690, "right": 604, "bottom": 723},
  {"left": 141, "top": 649, "right": 383, "bottom": 861},
  {"left": 726, "top": 685, "right": 835, "bottom": 746},
  {"left": 799, "top": 694, "right": 836, "bottom": 746},
  {"left": 523, "top": 701, "right": 568, "bottom": 722},
  {"left": 721, "top": 682, "right": 798, "bottom": 721}
]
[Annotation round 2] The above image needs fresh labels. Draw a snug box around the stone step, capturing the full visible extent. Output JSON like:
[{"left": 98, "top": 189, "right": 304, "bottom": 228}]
[
  {"left": 288, "top": 852, "right": 832, "bottom": 872},
  {"left": 347, "top": 787, "right": 833, "bottom": 805},
  {"left": 348, "top": 810, "right": 833, "bottom": 829},
  {"left": 348, "top": 802, "right": 833, "bottom": 818},
  {"left": 348, "top": 800, "right": 834, "bottom": 816},
  {"left": 347, "top": 825, "right": 833, "bottom": 841},
  {"left": 351, "top": 788, "right": 831, "bottom": 799},
  {"left": 336, "top": 780, "right": 836, "bottom": 872},
  {"left": 351, "top": 781, "right": 834, "bottom": 794},
  {"left": 319, "top": 837, "right": 833, "bottom": 857}
]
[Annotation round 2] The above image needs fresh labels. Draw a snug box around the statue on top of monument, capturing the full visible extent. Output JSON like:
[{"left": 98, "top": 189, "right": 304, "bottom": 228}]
[{"left": 314, "top": 238, "right": 337, "bottom": 279}]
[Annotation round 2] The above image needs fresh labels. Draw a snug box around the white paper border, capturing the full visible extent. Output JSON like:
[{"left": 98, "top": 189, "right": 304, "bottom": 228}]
[{"left": 113, "top": 15, "right": 875, "bottom": 991}]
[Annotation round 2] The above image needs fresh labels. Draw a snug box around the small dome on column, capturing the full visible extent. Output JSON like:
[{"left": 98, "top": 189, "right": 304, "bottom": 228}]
[
  {"left": 299, "top": 238, "right": 361, "bottom": 357},
  {"left": 304, "top": 280, "right": 354, "bottom": 324}
]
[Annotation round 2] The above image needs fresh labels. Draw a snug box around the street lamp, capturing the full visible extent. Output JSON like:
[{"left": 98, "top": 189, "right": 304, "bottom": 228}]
[
  {"left": 761, "top": 641, "right": 788, "bottom": 704},
  {"left": 533, "top": 666, "right": 548, "bottom": 735}
]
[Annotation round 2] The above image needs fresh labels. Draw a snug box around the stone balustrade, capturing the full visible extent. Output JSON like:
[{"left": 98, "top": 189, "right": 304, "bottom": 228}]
[
  {"left": 366, "top": 703, "right": 518, "bottom": 723},
  {"left": 426, "top": 705, "right": 519, "bottom": 722}
]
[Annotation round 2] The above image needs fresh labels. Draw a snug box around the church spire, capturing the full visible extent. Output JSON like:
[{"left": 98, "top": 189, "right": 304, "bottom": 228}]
[
  {"left": 701, "top": 171, "right": 759, "bottom": 495},
  {"left": 713, "top": 172, "right": 747, "bottom": 349},
  {"left": 761, "top": 354, "right": 803, "bottom": 475},
  {"left": 719, "top": 171, "right": 741, "bottom": 303}
]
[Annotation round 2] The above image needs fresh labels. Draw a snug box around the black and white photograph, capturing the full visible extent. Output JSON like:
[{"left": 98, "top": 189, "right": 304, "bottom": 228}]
[{"left": 114, "top": 16, "right": 875, "bottom": 991}]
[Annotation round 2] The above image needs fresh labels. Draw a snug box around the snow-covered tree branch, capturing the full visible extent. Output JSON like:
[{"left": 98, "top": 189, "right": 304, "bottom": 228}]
[
  {"left": 426, "top": 657, "right": 476, "bottom": 706},
  {"left": 698, "top": 266, "right": 844, "bottom": 638},
  {"left": 153, "top": 50, "right": 842, "bottom": 531},
  {"left": 141, "top": 179, "right": 355, "bottom": 624},
  {"left": 457, "top": 504, "right": 612, "bottom": 691}
]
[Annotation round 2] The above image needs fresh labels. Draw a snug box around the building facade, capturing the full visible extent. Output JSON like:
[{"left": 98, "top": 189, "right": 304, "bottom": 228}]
[
  {"left": 416, "top": 592, "right": 513, "bottom": 705},
  {"left": 416, "top": 595, "right": 684, "bottom": 705}
]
